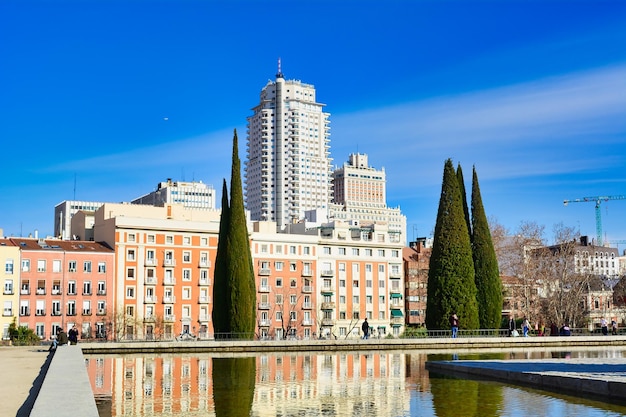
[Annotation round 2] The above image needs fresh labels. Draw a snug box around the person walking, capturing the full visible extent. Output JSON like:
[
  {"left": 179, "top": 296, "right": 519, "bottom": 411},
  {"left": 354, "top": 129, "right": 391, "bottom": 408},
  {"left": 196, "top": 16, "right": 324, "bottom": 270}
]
[
  {"left": 450, "top": 313, "right": 459, "bottom": 338},
  {"left": 68, "top": 325, "right": 79, "bottom": 345},
  {"left": 522, "top": 317, "right": 530, "bottom": 337},
  {"left": 612, "top": 320, "right": 618, "bottom": 335},
  {"left": 508, "top": 316, "right": 515, "bottom": 337},
  {"left": 601, "top": 318, "right": 608, "bottom": 336},
  {"left": 361, "top": 318, "right": 370, "bottom": 339}
]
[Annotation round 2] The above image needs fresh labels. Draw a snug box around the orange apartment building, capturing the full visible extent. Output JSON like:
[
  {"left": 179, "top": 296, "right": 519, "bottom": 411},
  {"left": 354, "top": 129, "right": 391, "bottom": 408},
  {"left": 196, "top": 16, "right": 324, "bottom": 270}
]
[
  {"left": 91, "top": 203, "right": 221, "bottom": 340},
  {"left": 12, "top": 238, "right": 115, "bottom": 341}
]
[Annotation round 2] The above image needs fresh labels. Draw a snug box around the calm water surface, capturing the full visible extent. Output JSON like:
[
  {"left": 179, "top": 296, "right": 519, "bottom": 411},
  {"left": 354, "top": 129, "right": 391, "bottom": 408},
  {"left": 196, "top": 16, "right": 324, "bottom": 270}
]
[{"left": 86, "top": 348, "right": 626, "bottom": 417}]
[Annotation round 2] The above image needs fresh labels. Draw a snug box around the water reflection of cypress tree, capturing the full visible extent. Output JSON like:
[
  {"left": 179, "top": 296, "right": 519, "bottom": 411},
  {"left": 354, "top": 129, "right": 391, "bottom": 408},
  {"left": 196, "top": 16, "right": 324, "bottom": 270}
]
[
  {"left": 430, "top": 374, "right": 479, "bottom": 417},
  {"left": 476, "top": 383, "right": 503, "bottom": 417},
  {"left": 213, "top": 357, "right": 256, "bottom": 417}
]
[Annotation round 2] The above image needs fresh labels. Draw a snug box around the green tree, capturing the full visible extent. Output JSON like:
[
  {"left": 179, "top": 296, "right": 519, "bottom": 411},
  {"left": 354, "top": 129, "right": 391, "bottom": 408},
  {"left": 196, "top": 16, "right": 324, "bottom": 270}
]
[
  {"left": 426, "top": 159, "right": 479, "bottom": 330},
  {"left": 212, "top": 130, "right": 256, "bottom": 339},
  {"left": 8, "top": 318, "right": 40, "bottom": 346},
  {"left": 471, "top": 166, "right": 503, "bottom": 329},
  {"left": 212, "top": 357, "right": 256, "bottom": 417},
  {"left": 456, "top": 163, "right": 471, "bottom": 240}
]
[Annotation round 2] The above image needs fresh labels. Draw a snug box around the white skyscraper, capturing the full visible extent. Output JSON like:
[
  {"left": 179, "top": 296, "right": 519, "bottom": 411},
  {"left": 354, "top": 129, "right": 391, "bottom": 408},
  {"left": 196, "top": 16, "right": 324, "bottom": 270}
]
[{"left": 245, "top": 61, "right": 332, "bottom": 229}]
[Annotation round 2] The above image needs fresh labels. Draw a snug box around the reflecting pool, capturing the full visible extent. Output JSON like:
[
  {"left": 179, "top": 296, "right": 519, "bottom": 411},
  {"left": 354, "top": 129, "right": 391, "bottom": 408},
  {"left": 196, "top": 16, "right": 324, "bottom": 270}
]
[{"left": 86, "top": 348, "right": 626, "bottom": 417}]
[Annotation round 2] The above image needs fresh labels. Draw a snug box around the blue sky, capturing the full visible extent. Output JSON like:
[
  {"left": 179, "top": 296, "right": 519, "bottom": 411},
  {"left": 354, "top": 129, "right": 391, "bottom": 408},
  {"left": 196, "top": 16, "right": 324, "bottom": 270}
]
[{"left": 1, "top": 1, "right": 625, "bottom": 246}]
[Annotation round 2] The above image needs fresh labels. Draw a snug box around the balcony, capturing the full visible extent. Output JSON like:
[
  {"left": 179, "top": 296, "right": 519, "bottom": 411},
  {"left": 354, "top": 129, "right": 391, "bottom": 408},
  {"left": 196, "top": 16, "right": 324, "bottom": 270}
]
[
  {"left": 36, "top": 288, "right": 46, "bottom": 295},
  {"left": 258, "top": 302, "right": 270, "bottom": 310},
  {"left": 198, "top": 296, "right": 210, "bottom": 304},
  {"left": 320, "top": 270, "right": 334, "bottom": 277},
  {"left": 51, "top": 311, "right": 62, "bottom": 317},
  {"left": 97, "top": 290, "right": 107, "bottom": 295},
  {"left": 3, "top": 289, "right": 13, "bottom": 295},
  {"left": 258, "top": 268, "right": 271, "bottom": 276},
  {"left": 97, "top": 309, "right": 107, "bottom": 316},
  {"left": 145, "top": 277, "right": 157, "bottom": 285},
  {"left": 3, "top": 309, "right": 13, "bottom": 317},
  {"left": 258, "top": 285, "right": 271, "bottom": 293},
  {"left": 302, "top": 286, "right": 312, "bottom": 293},
  {"left": 389, "top": 272, "right": 403, "bottom": 279},
  {"left": 163, "top": 258, "right": 176, "bottom": 267},
  {"left": 301, "top": 270, "right": 313, "bottom": 277},
  {"left": 35, "top": 310, "right": 46, "bottom": 316},
  {"left": 198, "top": 260, "right": 211, "bottom": 268},
  {"left": 321, "top": 286, "right": 334, "bottom": 293},
  {"left": 198, "top": 314, "right": 210, "bottom": 322},
  {"left": 163, "top": 314, "right": 176, "bottom": 322},
  {"left": 258, "top": 319, "right": 271, "bottom": 327},
  {"left": 302, "top": 302, "right": 312, "bottom": 310},
  {"left": 82, "top": 309, "right": 92, "bottom": 316},
  {"left": 163, "top": 278, "right": 176, "bottom": 285},
  {"left": 144, "top": 315, "right": 155, "bottom": 322},
  {"left": 198, "top": 278, "right": 210, "bottom": 286},
  {"left": 302, "top": 319, "right": 313, "bottom": 326},
  {"left": 391, "top": 317, "right": 404, "bottom": 326},
  {"left": 20, "top": 288, "right": 30, "bottom": 295},
  {"left": 321, "top": 318, "right": 335, "bottom": 327},
  {"left": 320, "top": 302, "right": 335, "bottom": 310},
  {"left": 20, "top": 309, "right": 30, "bottom": 317},
  {"left": 144, "top": 296, "right": 157, "bottom": 304},
  {"left": 162, "top": 296, "right": 176, "bottom": 304},
  {"left": 145, "top": 258, "right": 158, "bottom": 267}
]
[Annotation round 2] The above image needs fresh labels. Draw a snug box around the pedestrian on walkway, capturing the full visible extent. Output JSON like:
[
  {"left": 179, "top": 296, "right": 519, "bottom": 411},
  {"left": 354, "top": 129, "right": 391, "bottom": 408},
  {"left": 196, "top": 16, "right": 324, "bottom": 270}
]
[
  {"left": 601, "top": 318, "right": 608, "bottom": 335},
  {"left": 361, "top": 318, "right": 370, "bottom": 339},
  {"left": 522, "top": 317, "right": 530, "bottom": 337},
  {"left": 612, "top": 320, "right": 618, "bottom": 335},
  {"left": 450, "top": 313, "right": 459, "bottom": 338},
  {"left": 68, "top": 325, "right": 79, "bottom": 345},
  {"left": 508, "top": 315, "right": 515, "bottom": 337}
]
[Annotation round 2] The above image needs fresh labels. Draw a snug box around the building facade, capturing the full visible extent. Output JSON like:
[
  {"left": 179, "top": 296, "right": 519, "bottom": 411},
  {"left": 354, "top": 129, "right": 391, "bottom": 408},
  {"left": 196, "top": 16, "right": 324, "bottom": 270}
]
[
  {"left": 1, "top": 239, "right": 20, "bottom": 339},
  {"left": 54, "top": 200, "right": 105, "bottom": 240},
  {"left": 403, "top": 239, "right": 431, "bottom": 327},
  {"left": 132, "top": 179, "right": 216, "bottom": 210},
  {"left": 12, "top": 238, "right": 115, "bottom": 341},
  {"left": 330, "top": 153, "right": 406, "bottom": 245},
  {"left": 245, "top": 63, "right": 332, "bottom": 228}
]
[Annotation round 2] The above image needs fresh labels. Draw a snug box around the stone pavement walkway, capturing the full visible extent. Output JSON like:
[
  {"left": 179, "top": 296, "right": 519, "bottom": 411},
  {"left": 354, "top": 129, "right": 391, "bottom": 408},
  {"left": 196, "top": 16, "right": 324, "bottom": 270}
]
[
  {"left": 426, "top": 358, "right": 626, "bottom": 403},
  {"left": 0, "top": 346, "right": 51, "bottom": 417}
]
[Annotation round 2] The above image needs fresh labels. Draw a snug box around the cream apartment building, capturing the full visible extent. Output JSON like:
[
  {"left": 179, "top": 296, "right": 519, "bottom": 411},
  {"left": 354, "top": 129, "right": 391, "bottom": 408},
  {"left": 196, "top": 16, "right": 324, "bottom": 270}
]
[{"left": 1, "top": 239, "right": 19, "bottom": 339}]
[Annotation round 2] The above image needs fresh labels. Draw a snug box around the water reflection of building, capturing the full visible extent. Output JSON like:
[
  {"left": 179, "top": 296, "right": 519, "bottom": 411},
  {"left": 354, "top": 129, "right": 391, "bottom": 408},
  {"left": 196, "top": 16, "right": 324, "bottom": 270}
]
[{"left": 85, "top": 352, "right": 410, "bottom": 416}]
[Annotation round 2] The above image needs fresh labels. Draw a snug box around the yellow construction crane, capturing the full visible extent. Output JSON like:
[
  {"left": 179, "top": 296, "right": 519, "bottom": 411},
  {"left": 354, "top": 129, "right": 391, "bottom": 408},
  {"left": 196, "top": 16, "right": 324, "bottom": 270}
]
[{"left": 563, "top": 195, "right": 626, "bottom": 246}]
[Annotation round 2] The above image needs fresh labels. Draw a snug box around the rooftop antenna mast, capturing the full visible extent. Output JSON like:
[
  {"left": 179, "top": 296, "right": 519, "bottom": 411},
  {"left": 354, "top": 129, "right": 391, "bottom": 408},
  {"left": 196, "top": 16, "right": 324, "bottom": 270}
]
[
  {"left": 276, "top": 57, "right": 283, "bottom": 78},
  {"left": 73, "top": 173, "right": 76, "bottom": 200}
]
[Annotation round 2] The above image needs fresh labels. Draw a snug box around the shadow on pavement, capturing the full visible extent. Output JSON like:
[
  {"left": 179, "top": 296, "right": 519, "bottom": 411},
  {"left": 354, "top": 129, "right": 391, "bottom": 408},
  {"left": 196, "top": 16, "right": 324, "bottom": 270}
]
[{"left": 16, "top": 349, "right": 55, "bottom": 417}]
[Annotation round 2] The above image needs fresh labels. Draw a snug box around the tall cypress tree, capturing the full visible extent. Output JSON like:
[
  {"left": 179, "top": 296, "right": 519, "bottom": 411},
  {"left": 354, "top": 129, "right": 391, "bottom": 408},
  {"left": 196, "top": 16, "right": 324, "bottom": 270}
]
[
  {"left": 456, "top": 163, "right": 471, "bottom": 240},
  {"left": 426, "top": 159, "right": 479, "bottom": 330},
  {"left": 212, "top": 179, "right": 230, "bottom": 335},
  {"left": 471, "top": 166, "right": 502, "bottom": 329},
  {"left": 212, "top": 130, "right": 257, "bottom": 339}
]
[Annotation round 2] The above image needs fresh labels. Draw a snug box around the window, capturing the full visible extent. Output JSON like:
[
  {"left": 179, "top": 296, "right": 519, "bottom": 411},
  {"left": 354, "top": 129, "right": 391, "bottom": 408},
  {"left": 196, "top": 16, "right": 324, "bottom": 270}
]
[
  {"left": 83, "top": 281, "right": 92, "bottom": 295},
  {"left": 67, "top": 300, "right": 76, "bottom": 316},
  {"left": 303, "top": 246, "right": 310, "bottom": 255},
  {"left": 276, "top": 294, "right": 283, "bottom": 304},
  {"left": 97, "top": 281, "right": 106, "bottom": 295},
  {"left": 3, "top": 280, "right": 13, "bottom": 295},
  {"left": 392, "top": 250, "right": 399, "bottom": 257},
  {"left": 127, "top": 249, "right": 136, "bottom": 261},
  {"left": 126, "top": 305, "right": 135, "bottom": 316},
  {"left": 366, "top": 295, "right": 373, "bottom": 304},
  {"left": 352, "top": 311, "right": 360, "bottom": 320},
  {"left": 323, "top": 247, "right": 331, "bottom": 255},
  {"left": 261, "top": 244, "right": 268, "bottom": 253},
  {"left": 147, "top": 234, "right": 155, "bottom": 243},
  {"left": 183, "top": 251, "right": 191, "bottom": 263},
  {"left": 97, "top": 300, "right": 106, "bottom": 314},
  {"left": 3, "top": 301, "right": 11, "bottom": 316},
  {"left": 289, "top": 246, "right": 296, "bottom": 254},
  {"left": 68, "top": 261, "right": 77, "bottom": 272},
  {"left": 352, "top": 248, "right": 359, "bottom": 256},
  {"left": 275, "top": 245, "right": 283, "bottom": 254},
  {"left": 128, "top": 233, "right": 136, "bottom": 242},
  {"left": 366, "top": 280, "right": 372, "bottom": 288},
  {"left": 276, "top": 311, "right": 283, "bottom": 321},
  {"left": 37, "top": 260, "right": 46, "bottom": 272},
  {"left": 365, "top": 249, "right": 373, "bottom": 256},
  {"left": 339, "top": 279, "right": 346, "bottom": 287},
  {"left": 166, "top": 235, "right": 173, "bottom": 244},
  {"left": 290, "top": 279, "right": 297, "bottom": 288},
  {"left": 366, "top": 264, "right": 372, "bottom": 273},
  {"left": 51, "top": 260, "right": 61, "bottom": 273},
  {"left": 127, "top": 268, "right": 135, "bottom": 279},
  {"left": 182, "top": 287, "right": 191, "bottom": 300},
  {"left": 378, "top": 265, "right": 385, "bottom": 273},
  {"left": 51, "top": 281, "right": 60, "bottom": 294},
  {"left": 21, "top": 259, "right": 30, "bottom": 272},
  {"left": 98, "top": 262, "right": 106, "bottom": 273},
  {"left": 339, "top": 263, "right": 346, "bottom": 272},
  {"left": 82, "top": 300, "right": 91, "bottom": 315},
  {"left": 353, "top": 295, "right": 359, "bottom": 304},
  {"left": 289, "top": 311, "right": 296, "bottom": 321},
  {"left": 276, "top": 278, "right": 283, "bottom": 288},
  {"left": 379, "top": 280, "right": 385, "bottom": 288},
  {"left": 126, "top": 286, "right": 135, "bottom": 299},
  {"left": 84, "top": 261, "right": 92, "bottom": 273},
  {"left": 378, "top": 249, "right": 385, "bottom": 257},
  {"left": 183, "top": 269, "right": 191, "bottom": 281},
  {"left": 36, "top": 300, "right": 45, "bottom": 316},
  {"left": 183, "top": 236, "right": 191, "bottom": 245},
  {"left": 37, "top": 280, "right": 45, "bottom": 294},
  {"left": 290, "top": 295, "right": 297, "bottom": 305},
  {"left": 68, "top": 281, "right": 76, "bottom": 295},
  {"left": 353, "top": 280, "right": 359, "bottom": 287},
  {"left": 339, "top": 248, "right": 346, "bottom": 255},
  {"left": 200, "top": 252, "right": 209, "bottom": 266},
  {"left": 275, "top": 262, "right": 284, "bottom": 271},
  {"left": 339, "top": 295, "right": 346, "bottom": 304},
  {"left": 290, "top": 263, "right": 297, "bottom": 272}
]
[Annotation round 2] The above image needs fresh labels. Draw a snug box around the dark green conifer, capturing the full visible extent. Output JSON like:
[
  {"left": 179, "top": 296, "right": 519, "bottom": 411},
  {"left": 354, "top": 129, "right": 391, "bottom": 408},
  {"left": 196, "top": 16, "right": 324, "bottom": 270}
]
[
  {"left": 456, "top": 163, "right": 471, "bottom": 240},
  {"left": 212, "top": 179, "right": 230, "bottom": 335},
  {"left": 426, "top": 159, "right": 479, "bottom": 330},
  {"left": 212, "top": 130, "right": 256, "bottom": 339},
  {"left": 471, "top": 166, "right": 503, "bottom": 329}
]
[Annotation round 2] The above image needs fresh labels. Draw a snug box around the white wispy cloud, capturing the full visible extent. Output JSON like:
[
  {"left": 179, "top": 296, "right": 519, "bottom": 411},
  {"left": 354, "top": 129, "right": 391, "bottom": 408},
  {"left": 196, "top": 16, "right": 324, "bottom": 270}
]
[{"left": 331, "top": 64, "right": 626, "bottom": 186}]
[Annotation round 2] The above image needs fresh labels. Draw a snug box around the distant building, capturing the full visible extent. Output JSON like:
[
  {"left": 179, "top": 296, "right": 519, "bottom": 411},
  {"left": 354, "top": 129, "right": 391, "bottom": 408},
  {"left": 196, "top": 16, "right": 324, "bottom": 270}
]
[
  {"left": 54, "top": 200, "right": 104, "bottom": 240},
  {"left": 0, "top": 238, "right": 20, "bottom": 339},
  {"left": 245, "top": 62, "right": 332, "bottom": 228},
  {"left": 132, "top": 179, "right": 216, "bottom": 210},
  {"left": 330, "top": 153, "right": 406, "bottom": 245},
  {"left": 403, "top": 239, "right": 432, "bottom": 327}
]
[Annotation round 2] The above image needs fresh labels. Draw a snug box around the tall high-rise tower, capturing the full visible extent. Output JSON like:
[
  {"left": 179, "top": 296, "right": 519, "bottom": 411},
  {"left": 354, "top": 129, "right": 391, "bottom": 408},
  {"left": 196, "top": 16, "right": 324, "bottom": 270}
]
[{"left": 245, "top": 60, "right": 332, "bottom": 228}]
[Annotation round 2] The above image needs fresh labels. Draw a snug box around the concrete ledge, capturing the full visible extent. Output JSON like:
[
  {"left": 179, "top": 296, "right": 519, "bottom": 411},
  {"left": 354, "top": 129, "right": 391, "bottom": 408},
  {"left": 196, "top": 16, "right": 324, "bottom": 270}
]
[
  {"left": 425, "top": 358, "right": 626, "bottom": 403},
  {"left": 80, "top": 335, "right": 626, "bottom": 354},
  {"left": 30, "top": 346, "right": 98, "bottom": 417}
]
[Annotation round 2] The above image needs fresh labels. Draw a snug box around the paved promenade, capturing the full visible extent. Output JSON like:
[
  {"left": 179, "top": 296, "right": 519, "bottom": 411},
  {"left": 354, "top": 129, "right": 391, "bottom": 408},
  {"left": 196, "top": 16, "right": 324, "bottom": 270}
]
[{"left": 0, "top": 346, "right": 50, "bottom": 417}]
